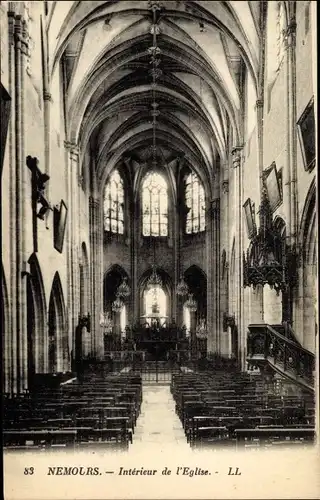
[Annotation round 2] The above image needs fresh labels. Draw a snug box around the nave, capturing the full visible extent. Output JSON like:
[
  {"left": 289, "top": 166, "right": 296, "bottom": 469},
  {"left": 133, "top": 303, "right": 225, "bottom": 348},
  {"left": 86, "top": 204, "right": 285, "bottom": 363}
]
[
  {"left": 3, "top": 360, "right": 315, "bottom": 453},
  {"left": 1, "top": 0, "right": 318, "bottom": 464}
]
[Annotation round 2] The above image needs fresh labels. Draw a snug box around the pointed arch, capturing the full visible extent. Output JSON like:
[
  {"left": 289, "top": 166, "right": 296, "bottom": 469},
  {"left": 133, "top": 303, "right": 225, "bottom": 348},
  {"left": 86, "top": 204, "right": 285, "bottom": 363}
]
[
  {"left": 298, "top": 180, "right": 317, "bottom": 352},
  {"left": 183, "top": 265, "right": 207, "bottom": 323},
  {"left": 27, "top": 254, "right": 48, "bottom": 380},
  {"left": 299, "top": 178, "right": 316, "bottom": 264},
  {"left": 48, "top": 272, "right": 68, "bottom": 373},
  {"left": 139, "top": 268, "right": 173, "bottom": 324}
]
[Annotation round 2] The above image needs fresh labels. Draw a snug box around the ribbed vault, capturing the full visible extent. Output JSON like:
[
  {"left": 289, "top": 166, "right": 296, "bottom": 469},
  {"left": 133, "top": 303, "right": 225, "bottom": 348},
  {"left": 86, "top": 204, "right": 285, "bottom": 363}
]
[{"left": 47, "top": 0, "right": 261, "bottom": 191}]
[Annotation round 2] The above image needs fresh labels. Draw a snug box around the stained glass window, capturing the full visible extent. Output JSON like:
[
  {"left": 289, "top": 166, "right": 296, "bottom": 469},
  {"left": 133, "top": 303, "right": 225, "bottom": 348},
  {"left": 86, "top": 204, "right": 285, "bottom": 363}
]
[
  {"left": 185, "top": 172, "right": 205, "bottom": 234},
  {"left": 142, "top": 172, "right": 168, "bottom": 237},
  {"left": 104, "top": 169, "right": 124, "bottom": 234}
]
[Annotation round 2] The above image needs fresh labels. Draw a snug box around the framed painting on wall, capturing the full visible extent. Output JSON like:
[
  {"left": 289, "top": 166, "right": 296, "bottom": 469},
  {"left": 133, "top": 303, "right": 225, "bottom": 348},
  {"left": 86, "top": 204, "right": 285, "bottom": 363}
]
[
  {"left": 243, "top": 198, "right": 256, "bottom": 239},
  {"left": 54, "top": 200, "right": 68, "bottom": 253}
]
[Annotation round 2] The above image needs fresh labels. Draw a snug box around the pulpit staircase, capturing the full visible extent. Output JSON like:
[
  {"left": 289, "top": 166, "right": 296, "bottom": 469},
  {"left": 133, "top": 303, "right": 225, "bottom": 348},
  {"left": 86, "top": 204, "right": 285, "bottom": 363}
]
[{"left": 247, "top": 322, "right": 315, "bottom": 394}]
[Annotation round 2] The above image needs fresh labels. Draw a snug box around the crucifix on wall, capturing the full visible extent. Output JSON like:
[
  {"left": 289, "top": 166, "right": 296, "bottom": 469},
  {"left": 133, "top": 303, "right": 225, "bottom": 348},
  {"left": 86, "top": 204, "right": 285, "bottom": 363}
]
[{"left": 26, "top": 155, "right": 51, "bottom": 252}]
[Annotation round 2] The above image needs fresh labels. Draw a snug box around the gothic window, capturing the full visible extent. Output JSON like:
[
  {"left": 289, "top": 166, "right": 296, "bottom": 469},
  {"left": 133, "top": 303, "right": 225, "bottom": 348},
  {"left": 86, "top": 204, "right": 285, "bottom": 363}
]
[
  {"left": 142, "top": 172, "right": 168, "bottom": 237},
  {"left": 104, "top": 169, "right": 124, "bottom": 234},
  {"left": 185, "top": 172, "right": 206, "bottom": 234}
]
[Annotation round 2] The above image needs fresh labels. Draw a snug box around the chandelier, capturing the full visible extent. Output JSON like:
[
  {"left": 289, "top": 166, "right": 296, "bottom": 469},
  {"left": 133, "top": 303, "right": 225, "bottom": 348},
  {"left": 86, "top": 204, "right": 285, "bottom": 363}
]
[
  {"left": 112, "top": 294, "right": 124, "bottom": 313},
  {"left": 185, "top": 293, "right": 197, "bottom": 312},
  {"left": 117, "top": 277, "right": 130, "bottom": 298},
  {"left": 147, "top": 264, "right": 162, "bottom": 289},
  {"left": 176, "top": 275, "right": 189, "bottom": 296},
  {"left": 196, "top": 318, "right": 208, "bottom": 339},
  {"left": 99, "top": 311, "right": 113, "bottom": 333},
  {"left": 151, "top": 286, "right": 160, "bottom": 314}
]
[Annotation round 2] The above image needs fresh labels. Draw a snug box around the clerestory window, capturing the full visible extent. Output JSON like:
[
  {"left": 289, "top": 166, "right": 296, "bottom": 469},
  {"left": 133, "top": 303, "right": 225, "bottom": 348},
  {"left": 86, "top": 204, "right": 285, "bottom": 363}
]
[
  {"left": 142, "top": 172, "right": 168, "bottom": 237},
  {"left": 104, "top": 169, "right": 124, "bottom": 234}
]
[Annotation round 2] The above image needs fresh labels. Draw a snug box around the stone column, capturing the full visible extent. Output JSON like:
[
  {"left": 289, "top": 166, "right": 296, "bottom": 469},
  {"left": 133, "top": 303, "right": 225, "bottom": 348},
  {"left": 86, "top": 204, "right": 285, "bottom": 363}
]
[
  {"left": 220, "top": 179, "right": 229, "bottom": 356},
  {"left": 263, "top": 286, "right": 282, "bottom": 324},
  {"left": 132, "top": 196, "right": 140, "bottom": 325},
  {"left": 64, "top": 141, "right": 80, "bottom": 365},
  {"left": 7, "top": 10, "right": 18, "bottom": 394},
  {"left": 20, "top": 18, "right": 30, "bottom": 390},
  {"left": 303, "top": 266, "right": 317, "bottom": 352},
  {"left": 284, "top": 20, "right": 298, "bottom": 249},
  {"left": 211, "top": 198, "right": 220, "bottom": 354},
  {"left": 231, "top": 146, "right": 245, "bottom": 369},
  {"left": 12, "top": 13, "right": 29, "bottom": 392},
  {"left": 172, "top": 196, "right": 179, "bottom": 323},
  {"left": 89, "top": 196, "right": 104, "bottom": 359},
  {"left": 249, "top": 285, "right": 264, "bottom": 324},
  {"left": 205, "top": 198, "right": 214, "bottom": 353}
]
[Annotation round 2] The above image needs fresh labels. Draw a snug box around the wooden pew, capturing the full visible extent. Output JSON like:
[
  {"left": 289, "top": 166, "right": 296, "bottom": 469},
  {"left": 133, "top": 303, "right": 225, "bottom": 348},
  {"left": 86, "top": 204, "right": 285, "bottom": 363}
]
[{"left": 235, "top": 428, "right": 315, "bottom": 448}]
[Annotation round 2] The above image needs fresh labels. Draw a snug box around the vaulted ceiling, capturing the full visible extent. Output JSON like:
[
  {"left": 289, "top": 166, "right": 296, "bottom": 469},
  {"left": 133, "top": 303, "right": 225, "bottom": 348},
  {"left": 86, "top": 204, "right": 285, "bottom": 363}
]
[{"left": 47, "top": 1, "right": 261, "bottom": 189}]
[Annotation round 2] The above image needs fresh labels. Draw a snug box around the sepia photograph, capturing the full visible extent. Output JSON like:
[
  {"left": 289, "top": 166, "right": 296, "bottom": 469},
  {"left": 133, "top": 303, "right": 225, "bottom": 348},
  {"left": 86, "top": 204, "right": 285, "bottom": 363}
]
[{"left": 1, "top": 1, "right": 319, "bottom": 499}]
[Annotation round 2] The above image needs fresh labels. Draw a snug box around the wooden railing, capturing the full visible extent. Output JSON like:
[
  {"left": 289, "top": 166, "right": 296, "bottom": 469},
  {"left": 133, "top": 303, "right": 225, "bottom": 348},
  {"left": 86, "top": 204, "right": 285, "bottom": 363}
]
[{"left": 247, "top": 324, "right": 315, "bottom": 391}]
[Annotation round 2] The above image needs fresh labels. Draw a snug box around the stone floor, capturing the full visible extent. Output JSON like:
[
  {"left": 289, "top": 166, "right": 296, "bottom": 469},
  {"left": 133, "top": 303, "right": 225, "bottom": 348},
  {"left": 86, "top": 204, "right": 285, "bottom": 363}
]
[{"left": 132, "top": 384, "right": 190, "bottom": 451}]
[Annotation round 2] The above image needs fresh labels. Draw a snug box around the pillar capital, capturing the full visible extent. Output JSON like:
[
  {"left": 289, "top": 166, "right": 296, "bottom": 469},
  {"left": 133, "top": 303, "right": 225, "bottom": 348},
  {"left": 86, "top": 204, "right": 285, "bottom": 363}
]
[
  {"left": 64, "top": 141, "right": 79, "bottom": 159},
  {"left": 89, "top": 195, "right": 100, "bottom": 209},
  {"left": 284, "top": 20, "right": 297, "bottom": 49},
  {"left": 209, "top": 198, "right": 220, "bottom": 219},
  {"left": 43, "top": 91, "right": 52, "bottom": 102},
  {"left": 222, "top": 180, "right": 229, "bottom": 194},
  {"left": 231, "top": 146, "right": 243, "bottom": 169}
]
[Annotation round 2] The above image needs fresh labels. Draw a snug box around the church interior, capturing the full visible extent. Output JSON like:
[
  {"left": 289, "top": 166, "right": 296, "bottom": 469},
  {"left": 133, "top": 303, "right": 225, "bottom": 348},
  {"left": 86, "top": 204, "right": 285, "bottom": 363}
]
[{"left": 1, "top": 1, "right": 318, "bottom": 451}]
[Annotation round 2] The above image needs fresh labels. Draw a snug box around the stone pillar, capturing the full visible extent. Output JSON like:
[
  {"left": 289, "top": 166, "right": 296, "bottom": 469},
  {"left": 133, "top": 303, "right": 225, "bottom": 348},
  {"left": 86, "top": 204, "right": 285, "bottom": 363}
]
[
  {"left": 172, "top": 196, "right": 179, "bottom": 323},
  {"left": 132, "top": 196, "right": 140, "bottom": 325},
  {"left": 263, "top": 286, "right": 282, "bottom": 324},
  {"left": 220, "top": 179, "right": 229, "bottom": 356},
  {"left": 7, "top": 10, "right": 18, "bottom": 394},
  {"left": 20, "top": 18, "right": 30, "bottom": 390},
  {"left": 231, "top": 146, "right": 245, "bottom": 369},
  {"left": 40, "top": 12, "right": 51, "bottom": 182},
  {"left": 303, "top": 265, "right": 317, "bottom": 352},
  {"left": 205, "top": 198, "right": 214, "bottom": 353},
  {"left": 64, "top": 141, "right": 80, "bottom": 365},
  {"left": 89, "top": 196, "right": 104, "bottom": 359},
  {"left": 249, "top": 285, "right": 264, "bottom": 324},
  {"left": 10, "top": 12, "right": 29, "bottom": 392},
  {"left": 284, "top": 20, "right": 298, "bottom": 248},
  {"left": 210, "top": 198, "right": 220, "bottom": 354}
]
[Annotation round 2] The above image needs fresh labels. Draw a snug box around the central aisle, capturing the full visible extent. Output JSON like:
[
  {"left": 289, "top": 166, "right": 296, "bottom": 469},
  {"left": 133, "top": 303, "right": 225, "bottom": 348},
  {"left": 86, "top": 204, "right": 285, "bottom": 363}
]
[{"left": 132, "top": 384, "right": 190, "bottom": 451}]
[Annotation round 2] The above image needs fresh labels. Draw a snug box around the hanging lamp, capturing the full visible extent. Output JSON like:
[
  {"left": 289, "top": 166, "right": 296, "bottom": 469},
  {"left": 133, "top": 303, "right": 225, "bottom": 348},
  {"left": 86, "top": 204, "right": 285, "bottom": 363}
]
[
  {"left": 185, "top": 293, "right": 197, "bottom": 312},
  {"left": 112, "top": 294, "right": 124, "bottom": 313},
  {"left": 117, "top": 277, "right": 131, "bottom": 298},
  {"left": 176, "top": 275, "right": 189, "bottom": 296}
]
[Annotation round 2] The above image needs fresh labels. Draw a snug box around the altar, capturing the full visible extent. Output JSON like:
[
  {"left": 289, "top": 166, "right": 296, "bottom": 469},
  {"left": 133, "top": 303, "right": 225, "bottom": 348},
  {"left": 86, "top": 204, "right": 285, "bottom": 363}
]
[{"left": 133, "top": 316, "right": 189, "bottom": 360}]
